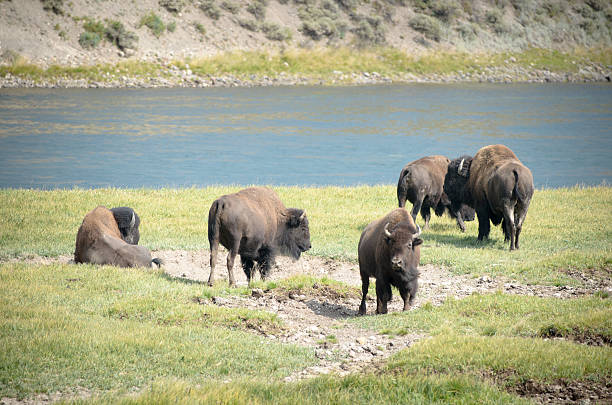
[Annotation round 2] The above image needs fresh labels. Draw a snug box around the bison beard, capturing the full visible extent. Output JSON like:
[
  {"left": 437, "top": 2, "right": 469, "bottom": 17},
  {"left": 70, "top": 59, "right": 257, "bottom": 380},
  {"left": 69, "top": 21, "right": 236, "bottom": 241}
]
[
  {"left": 207, "top": 187, "right": 311, "bottom": 287},
  {"left": 358, "top": 208, "right": 423, "bottom": 315}
]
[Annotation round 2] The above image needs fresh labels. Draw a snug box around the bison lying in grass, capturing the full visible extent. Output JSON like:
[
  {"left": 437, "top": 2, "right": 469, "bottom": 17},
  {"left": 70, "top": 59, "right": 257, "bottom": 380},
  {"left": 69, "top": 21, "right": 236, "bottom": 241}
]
[
  {"left": 74, "top": 206, "right": 161, "bottom": 268},
  {"left": 444, "top": 144, "right": 534, "bottom": 250},
  {"left": 207, "top": 187, "right": 311, "bottom": 286},
  {"left": 358, "top": 208, "right": 422, "bottom": 315},
  {"left": 397, "top": 155, "right": 475, "bottom": 231}
]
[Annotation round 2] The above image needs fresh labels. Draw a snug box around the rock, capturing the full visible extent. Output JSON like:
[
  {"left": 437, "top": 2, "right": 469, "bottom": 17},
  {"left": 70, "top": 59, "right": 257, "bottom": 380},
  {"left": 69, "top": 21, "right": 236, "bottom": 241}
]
[{"left": 251, "top": 288, "right": 264, "bottom": 298}]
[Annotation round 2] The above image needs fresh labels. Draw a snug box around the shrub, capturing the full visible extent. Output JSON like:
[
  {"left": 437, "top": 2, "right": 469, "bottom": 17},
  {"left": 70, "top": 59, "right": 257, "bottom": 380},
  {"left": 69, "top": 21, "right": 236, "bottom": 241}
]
[
  {"left": 200, "top": 0, "right": 222, "bottom": 20},
  {"left": 352, "top": 15, "right": 386, "bottom": 45},
  {"left": 83, "top": 19, "right": 105, "bottom": 36},
  {"left": 409, "top": 13, "right": 442, "bottom": 41},
  {"left": 78, "top": 32, "right": 101, "bottom": 49},
  {"left": 456, "top": 22, "right": 477, "bottom": 40},
  {"left": 238, "top": 18, "right": 260, "bottom": 32},
  {"left": 247, "top": 0, "right": 267, "bottom": 19},
  {"left": 194, "top": 22, "right": 206, "bottom": 34},
  {"left": 139, "top": 12, "right": 166, "bottom": 37},
  {"left": 586, "top": 0, "right": 605, "bottom": 12},
  {"left": 159, "top": 0, "right": 185, "bottom": 13},
  {"left": 167, "top": 21, "right": 177, "bottom": 32},
  {"left": 298, "top": 2, "right": 344, "bottom": 40},
  {"left": 372, "top": 1, "right": 395, "bottom": 22},
  {"left": 220, "top": 0, "right": 240, "bottom": 13},
  {"left": 105, "top": 20, "right": 138, "bottom": 51},
  {"left": 430, "top": 0, "right": 461, "bottom": 23},
  {"left": 261, "top": 22, "right": 292, "bottom": 41},
  {"left": 41, "top": 0, "right": 64, "bottom": 15}
]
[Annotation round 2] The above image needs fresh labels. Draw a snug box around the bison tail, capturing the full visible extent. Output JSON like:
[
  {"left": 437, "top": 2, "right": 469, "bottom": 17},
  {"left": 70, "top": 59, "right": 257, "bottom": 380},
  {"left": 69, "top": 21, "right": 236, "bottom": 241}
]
[
  {"left": 513, "top": 169, "right": 525, "bottom": 202},
  {"left": 208, "top": 200, "right": 221, "bottom": 244},
  {"left": 151, "top": 258, "right": 163, "bottom": 268}
]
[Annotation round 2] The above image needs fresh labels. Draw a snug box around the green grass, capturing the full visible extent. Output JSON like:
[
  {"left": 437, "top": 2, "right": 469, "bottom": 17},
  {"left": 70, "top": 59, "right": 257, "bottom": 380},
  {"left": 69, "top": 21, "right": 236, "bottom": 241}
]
[
  {"left": 1, "top": 185, "right": 611, "bottom": 403},
  {"left": 350, "top": 292, "right": 612, "bottom": 342},
  {"left": 1, "top": 185, "right": 610, "bottom": 285},
  {"left": 0, "top": 262, "right": 313, "bottom": 398},
  {"left": 1, "top": 47, "right": 611, "bottom": 84}
]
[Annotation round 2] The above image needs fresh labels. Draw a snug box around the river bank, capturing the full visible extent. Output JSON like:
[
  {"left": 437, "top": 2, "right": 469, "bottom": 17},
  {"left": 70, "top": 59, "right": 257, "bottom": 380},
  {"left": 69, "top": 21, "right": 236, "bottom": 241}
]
[{"left": 2, "top": 48, "right": 611, "bottom": 88}]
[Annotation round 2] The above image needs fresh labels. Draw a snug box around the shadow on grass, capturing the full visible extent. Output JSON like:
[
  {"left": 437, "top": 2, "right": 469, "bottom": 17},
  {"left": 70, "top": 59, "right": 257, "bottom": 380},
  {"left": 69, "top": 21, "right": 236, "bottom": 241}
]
[
  {"left": 305, "top": 299, "right": 358, "bottom": 320},
  {"left": 160, "top": 272, "right": 206, "bottom": 286}
]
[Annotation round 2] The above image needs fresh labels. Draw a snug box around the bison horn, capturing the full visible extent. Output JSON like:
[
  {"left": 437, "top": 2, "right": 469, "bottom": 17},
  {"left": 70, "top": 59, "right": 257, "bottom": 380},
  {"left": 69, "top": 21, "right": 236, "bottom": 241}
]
[
  {"left": 458, "top": 158, "right": 464, "bottom": 175},
  {"left": 384, "top": 222, "right": 392, "bottom": 237},
  {"left": 299, "top": 211, "right": 306, "bottom": 221},
  {"left": 413, "top": 224, "right": 421, "bottom": 239},
  {"left": 130, "top": 212, "right": 135, "bottom": 228}
]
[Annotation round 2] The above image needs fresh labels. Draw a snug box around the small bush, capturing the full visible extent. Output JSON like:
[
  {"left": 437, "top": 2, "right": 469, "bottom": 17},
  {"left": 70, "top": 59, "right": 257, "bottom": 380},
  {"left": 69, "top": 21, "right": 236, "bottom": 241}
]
[
  {"left": 220, "top": 0, "right": 240, "bottom": 13},
  {"left": 200, "top": 0, "right": 222, "bottom": 20},
  {"left": 261, "top": 22, "right": 292, "bottom": 41},
  {"left": 238, "top": 18, "right": 259, "bottom": 32},
  {"left": 194, "top": 22, "right": 206, "bottom": 35},
  {"left": 247, "top": 0, "right": 267, "bottom": 19},
  {"left": 41, "top": 0, "right": 64, "bottom": 15},
  {"left": 409, "top": 13, "right": 442, "bottom": 41},
  {"left": 586, "top": 0, "right": 605, "bottom": 12},
  {"left": 78, "top": 32, "right": 101, "bottom": 49},
  {"left": 83, "top": 19, "right": 105, "bottom": 36},
  {"left": 430, "top": 0, "right": 461, "bottom": 23},
  {"left": 352, "top": 15, "right": 386, "bottom": 45},
  {"left": 159, "top": 0, "right": 185, "bottom": 13},
  {"left": 167, "top": 21, "right": 177, "bottom": 32},
  {"left": 105, "top": 20, "right": 138, "bottom": 51},
  {"left": 139, "top": 12, "right": 166, "bottom": 37},
  {"left": 456, "top": 22, "right": 477, "bottom": 40},
  {"left": 298, "top": 2, "right": 343, "bottom": 40}
]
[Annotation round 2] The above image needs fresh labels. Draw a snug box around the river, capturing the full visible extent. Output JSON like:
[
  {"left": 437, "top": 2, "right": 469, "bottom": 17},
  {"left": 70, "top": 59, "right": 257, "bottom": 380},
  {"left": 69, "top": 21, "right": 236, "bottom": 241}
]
[{"left": 0, "top": 83, "right": 610, "bottom": 189}]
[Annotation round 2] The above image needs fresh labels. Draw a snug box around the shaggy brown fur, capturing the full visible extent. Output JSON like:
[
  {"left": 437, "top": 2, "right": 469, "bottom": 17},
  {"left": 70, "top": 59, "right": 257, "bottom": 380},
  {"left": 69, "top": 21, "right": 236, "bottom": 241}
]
[{"left": 74, "top": 206, "right": 160, "bottom": 268}]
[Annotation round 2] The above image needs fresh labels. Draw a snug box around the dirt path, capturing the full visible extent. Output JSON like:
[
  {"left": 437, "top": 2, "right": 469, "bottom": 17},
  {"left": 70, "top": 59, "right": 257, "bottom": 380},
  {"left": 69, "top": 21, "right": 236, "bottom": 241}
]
[{"left": 153, "top": 249, "right": 610, "bottom": 381}]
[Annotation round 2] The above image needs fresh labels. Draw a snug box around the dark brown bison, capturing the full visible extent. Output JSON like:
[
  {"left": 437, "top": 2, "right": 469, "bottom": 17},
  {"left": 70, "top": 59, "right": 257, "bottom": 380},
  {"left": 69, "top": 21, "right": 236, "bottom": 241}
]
[
  {"left": 443, "top": 144, "right": 534, "bottom": 250},
  {"left": 358, "top": 208, "right": 422, "bottom": 315},
  {"left": 397, "top": 155, "right": 475, "bottom": 232},
  {"left": 207, "top": 187, "right": 311, "bottom": 287},
  {"left": 74, "top": 206, "right": 161, "bottom": 268}
]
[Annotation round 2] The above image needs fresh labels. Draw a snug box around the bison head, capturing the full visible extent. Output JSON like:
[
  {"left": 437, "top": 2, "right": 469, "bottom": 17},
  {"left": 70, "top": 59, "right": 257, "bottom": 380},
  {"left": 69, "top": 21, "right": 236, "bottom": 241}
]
[
  {"left": 280, "top": 209, "right": 311, "bottom": 260},
  {"left": 383, "top": 221, "right": 422, "bottom": 273},
  {"left": 444, "top": 156, "right": 473, "bottom": 212},
  {"left": 111, "top": 207, "right": 140, "bottom": 245}
]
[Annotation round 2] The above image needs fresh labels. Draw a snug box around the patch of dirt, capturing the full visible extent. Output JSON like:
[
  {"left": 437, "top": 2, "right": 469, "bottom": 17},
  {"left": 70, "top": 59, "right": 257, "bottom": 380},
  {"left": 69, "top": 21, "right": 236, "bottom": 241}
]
[{"left": 512, "top": 378, "right": 612, "bottom": 404}]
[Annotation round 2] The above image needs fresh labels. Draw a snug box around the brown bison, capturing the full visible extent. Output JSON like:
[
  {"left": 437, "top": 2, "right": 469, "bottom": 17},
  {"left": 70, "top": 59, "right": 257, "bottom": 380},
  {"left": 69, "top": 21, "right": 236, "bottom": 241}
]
[
  {"left": 74, "top": 206, "right": 161, "bottom": 267},
  {"left": 358, "top": 208, "right": 422, "bottom": 315},
  {"left": 207, "top": 187, "right": 311, "bottom": 287},
  {"left": 443, "top": 144, "right": 534, "bottom": 250},
  {"left": 397, "top": 155, "right": 475, "bottom": 231}
]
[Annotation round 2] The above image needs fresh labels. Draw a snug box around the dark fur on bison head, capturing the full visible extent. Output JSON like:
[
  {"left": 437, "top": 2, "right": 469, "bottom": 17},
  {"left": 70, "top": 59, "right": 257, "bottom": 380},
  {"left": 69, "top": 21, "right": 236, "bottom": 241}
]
[
  {"left": 444, "top": 155, "right": 473, "bottom": 213},
  {"left": 279, "top": 208, "right": 311, "bottom": 260},
  {"left": 111, "top": 207, "right": 140, "bottom": 245}
]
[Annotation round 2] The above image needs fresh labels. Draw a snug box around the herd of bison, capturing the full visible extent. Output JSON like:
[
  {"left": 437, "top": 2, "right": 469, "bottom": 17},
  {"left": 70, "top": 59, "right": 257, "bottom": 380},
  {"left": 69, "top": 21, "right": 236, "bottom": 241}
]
[{"left": 75, "top": 144, "right": 534, "bottom": 315}]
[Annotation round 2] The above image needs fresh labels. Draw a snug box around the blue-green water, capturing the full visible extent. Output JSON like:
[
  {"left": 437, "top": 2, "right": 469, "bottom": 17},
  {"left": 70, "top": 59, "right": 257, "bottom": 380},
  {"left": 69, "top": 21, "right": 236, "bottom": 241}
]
[{"left": 0, "top": 83, "right": 610, "bottom": 189}]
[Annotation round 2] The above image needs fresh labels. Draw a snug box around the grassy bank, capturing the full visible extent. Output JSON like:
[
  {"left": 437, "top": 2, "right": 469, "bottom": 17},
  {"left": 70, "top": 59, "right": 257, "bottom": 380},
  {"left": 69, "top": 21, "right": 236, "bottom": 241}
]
[
  {"left": 0, "top": 185, "right": 610, "bottom": 403},
  {"left": 1, "top": 185, "right": 610, "bottom": 284},
  {"left": 1, "top": 47, "right": 611, "bottom": 85}
]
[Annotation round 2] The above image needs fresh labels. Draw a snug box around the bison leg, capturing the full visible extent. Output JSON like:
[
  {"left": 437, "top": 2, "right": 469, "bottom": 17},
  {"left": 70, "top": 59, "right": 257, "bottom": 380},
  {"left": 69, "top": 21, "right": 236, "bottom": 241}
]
[
  {"left": 455, "top": 213, "right": 466, "bottom": 232},
  {"left": 503, "top": 204, "right": 516, "bottom": 251},
  {"left": 419, "top": 202, "right": 431, "bottom": 230},
  {"left": 476, "top": 209, "right": 491, "bottom": 241},
  {"left": 226, "top": 240, "right": 240, "bottom": 287},
  {"left": 410, "top": 197, "right": 423, "bottom": 225},
  {"left": 375, "top": 281, "right": 392, "bottom": 315},
  {"left": 359, "top": 276, "right": 370, "bottom": 315},
  {"left": 241, "top": 257, "right": 255, "bottom": 284},
  {"left": 208, "top": 240, "right": 219, "bottom": 287},
  {"left": 257, "top": 248, "right": 273, "bottom": 281}
]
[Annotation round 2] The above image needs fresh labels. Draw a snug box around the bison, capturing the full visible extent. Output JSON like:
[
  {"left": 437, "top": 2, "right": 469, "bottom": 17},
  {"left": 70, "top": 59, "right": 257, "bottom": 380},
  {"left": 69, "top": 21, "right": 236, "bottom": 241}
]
[
  {"left": 397, "top": 155, "right": 475, "bottom": 232},
  {"left": 74, "top": 206, "right": 161, "bottom": 268},
  {"left": 207, "top": 187, "right": 311, "bottom": 287},
  {"left": 358, "top": 208, "right": 422, "bottom": 315},
  {"left": 443, "top": 144, "right": 534, "bottom": 250}
]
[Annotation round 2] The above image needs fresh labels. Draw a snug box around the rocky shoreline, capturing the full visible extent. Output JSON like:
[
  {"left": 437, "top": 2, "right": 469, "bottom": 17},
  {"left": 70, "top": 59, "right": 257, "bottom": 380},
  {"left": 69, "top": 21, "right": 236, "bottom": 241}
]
[{"left": 2, "top": 62, "right": 611, "bottom": 88}]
